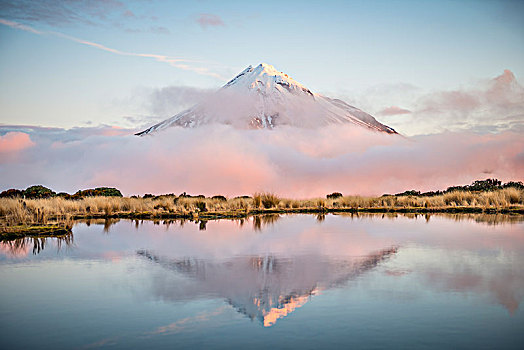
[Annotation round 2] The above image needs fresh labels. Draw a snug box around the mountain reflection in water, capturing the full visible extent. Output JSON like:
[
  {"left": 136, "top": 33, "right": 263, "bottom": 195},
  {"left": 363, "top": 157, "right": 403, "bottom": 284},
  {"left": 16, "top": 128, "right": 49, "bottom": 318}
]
[
  {"left": 138, "top": 247, "right": 398, "bottom": 327},
  {"left": 1, "top": 213, "right": 523, "bottom": 349}
]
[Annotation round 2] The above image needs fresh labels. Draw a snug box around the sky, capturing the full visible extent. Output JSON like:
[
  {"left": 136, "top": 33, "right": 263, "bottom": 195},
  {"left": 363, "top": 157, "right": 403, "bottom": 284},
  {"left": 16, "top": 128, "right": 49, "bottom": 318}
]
[
  {"left": 0, "top": 0, "right": 523, "bottom": 131},
  {"left": 0, "top": 0, "right": 523, "bottom": 196}
]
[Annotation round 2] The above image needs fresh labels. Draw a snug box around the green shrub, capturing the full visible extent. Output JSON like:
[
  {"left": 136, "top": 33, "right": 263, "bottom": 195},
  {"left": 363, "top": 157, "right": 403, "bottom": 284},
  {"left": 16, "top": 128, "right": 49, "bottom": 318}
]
[
  {"left": 326, "top": 192, "right": 343, "bottom": 199},
  {"left": 73, "top": 187, "right": 123, "bottom": 198},
  {"left": 23, "top": 185, "right": 56, "bottom": 199},
  {"left": 57, "top": 192, "right": 73, "bottom": 199}
]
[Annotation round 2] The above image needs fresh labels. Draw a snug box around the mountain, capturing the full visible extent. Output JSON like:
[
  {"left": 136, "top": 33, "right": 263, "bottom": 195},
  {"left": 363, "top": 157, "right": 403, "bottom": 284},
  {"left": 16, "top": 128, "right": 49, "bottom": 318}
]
[{"left": 136, "top": 63, "right": 397, "bottom": 135}]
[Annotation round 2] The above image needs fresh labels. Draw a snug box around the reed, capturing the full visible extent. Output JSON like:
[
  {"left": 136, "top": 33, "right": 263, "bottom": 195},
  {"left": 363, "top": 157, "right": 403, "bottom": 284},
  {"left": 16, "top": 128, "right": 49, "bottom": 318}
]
[{"left": 1, "top": 188, "right": 523, "bottom": 229}]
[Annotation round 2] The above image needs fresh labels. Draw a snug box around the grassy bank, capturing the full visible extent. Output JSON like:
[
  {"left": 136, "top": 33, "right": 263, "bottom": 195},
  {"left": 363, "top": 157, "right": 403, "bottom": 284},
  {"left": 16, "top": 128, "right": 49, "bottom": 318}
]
[{"left": 1, "top": 187, "right": 523, "bottom": 239}]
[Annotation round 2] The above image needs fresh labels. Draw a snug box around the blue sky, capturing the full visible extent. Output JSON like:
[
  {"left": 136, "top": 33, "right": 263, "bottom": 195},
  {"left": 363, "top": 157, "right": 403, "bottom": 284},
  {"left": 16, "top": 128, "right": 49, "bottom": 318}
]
[{"left": 0, "top": 0, "right": 523, "bottom": 129}]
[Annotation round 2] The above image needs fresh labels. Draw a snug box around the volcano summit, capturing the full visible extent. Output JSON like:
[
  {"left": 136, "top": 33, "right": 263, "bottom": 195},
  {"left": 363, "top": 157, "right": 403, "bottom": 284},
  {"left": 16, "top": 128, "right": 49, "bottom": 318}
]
[{"left": 137, "top": 63, "right": 397, "bottom": 135}]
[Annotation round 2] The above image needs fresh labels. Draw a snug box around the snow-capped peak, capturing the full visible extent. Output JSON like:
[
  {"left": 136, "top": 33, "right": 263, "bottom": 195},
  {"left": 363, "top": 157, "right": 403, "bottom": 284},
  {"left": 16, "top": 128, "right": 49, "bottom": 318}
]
[
  {"left": 136, "top": 63, "right": 397, "bottom": 135},
  {"left": 225, "top": 63, "right": 314, "bottom": 97}
]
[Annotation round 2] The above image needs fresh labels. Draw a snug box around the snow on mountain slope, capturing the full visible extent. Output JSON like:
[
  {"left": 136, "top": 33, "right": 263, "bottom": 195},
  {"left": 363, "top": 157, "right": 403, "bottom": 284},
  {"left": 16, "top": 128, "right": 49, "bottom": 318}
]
[{"left": 136, "top": 63, "right": 397, "bottom": 135}]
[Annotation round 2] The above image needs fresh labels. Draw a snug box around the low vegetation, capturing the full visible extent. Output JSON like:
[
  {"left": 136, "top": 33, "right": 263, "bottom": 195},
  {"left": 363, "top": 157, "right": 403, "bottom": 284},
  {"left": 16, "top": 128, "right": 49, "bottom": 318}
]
[{"left": 1, "top": 179, "right": 523, "bottom": 239}]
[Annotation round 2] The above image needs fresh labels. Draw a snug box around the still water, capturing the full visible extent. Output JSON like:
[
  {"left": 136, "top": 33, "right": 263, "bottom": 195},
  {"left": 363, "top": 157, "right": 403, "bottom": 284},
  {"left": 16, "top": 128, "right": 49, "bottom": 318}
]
[{"left": 1, "top": 213, "right": 523, "bottom": 349}]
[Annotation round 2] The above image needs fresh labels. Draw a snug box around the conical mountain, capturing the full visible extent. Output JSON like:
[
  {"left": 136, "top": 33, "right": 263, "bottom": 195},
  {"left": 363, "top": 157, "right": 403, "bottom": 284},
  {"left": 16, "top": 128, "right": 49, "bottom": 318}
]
[{"left": 137, "top": 63, "right": 397, "bottom": 135}]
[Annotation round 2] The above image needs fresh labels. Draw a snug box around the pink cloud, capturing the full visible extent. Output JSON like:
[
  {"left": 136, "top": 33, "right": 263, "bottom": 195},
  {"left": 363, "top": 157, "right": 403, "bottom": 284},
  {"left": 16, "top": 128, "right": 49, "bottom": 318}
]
[
  {"left": 0, "top": 132, "right": 35, "bottom": 153},
  {"left": 420, "top": 90, "right": 480, "bottom": 113},
  {"left": 0, "top": 125, "right": 522, "bottom": 197},
  {"left": 493, "top": 69, "right": 516, "bottom": 85},
  {"left": 0, "top": 240, "right": 30, "bottom": 258},
  {"left": 99, "top": 126, "right": 132, "bottom": 137},
  {"left": 196, "top": 14, "right": 225, "bottom": 29},
  {"left": 379, "top": 106, "right": 412, "bottom": 116},
  {"left": 361, "top": 69, "right": 524, "bottom": 135}
]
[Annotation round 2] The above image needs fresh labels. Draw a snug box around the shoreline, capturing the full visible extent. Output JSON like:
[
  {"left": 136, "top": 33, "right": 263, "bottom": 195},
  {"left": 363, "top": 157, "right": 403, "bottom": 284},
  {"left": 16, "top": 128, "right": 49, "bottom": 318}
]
[
  {"left": 69, "top": 205, "right": 524, "bottom": 220},
  {"left": 2, "top": 205, "right": 523, "bottom": 240},
  {"left": 0, "top": 224, "right": 72, "bottom": 240}
]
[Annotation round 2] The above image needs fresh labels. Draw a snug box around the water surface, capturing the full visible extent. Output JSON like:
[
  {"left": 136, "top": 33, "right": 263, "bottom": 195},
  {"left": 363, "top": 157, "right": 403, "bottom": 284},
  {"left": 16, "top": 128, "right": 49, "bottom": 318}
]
[{"left": 1, "top": 213, "right": 523, "bottom": 349}]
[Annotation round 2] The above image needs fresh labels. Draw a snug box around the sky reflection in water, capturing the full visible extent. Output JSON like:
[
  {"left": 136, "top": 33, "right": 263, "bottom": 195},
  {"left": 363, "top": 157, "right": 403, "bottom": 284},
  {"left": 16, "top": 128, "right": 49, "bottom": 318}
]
[{"left": 0, "top": 213, "right": 523, "bottom": 349}]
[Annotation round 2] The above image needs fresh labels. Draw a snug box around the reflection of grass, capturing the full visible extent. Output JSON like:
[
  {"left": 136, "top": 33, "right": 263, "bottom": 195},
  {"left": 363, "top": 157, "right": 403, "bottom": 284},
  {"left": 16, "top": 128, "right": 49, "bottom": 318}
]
[
  {"left": 1, "top": 234, "right": 73, "bottom": 256},
  {"left": 0, "top": 224, "right": 72, "bottom": 240},
  {"left": 1, "top": 188, "right": 523, "bottom": 238},
  {"left": 334, "top": 212, "right": 524, "bottom": 226}
]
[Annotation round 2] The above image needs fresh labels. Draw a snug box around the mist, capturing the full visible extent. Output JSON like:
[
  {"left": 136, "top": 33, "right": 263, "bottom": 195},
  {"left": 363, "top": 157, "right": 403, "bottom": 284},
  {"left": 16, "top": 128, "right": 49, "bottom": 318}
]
[{"left": 0, "top": 123, "right": 522, "bottom": 197}]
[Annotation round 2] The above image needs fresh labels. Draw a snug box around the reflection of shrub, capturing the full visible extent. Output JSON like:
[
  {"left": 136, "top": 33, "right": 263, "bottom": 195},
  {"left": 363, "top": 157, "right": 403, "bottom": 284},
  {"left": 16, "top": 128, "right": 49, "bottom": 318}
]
[
  {"left": 212, "top": 195, "right": 227, "bottom": 202},
  {"left": 24, "top": 185, "right": 56, "bottom": 199},
  {"left": 326, "top": 192, "right": 343, "bottom": 199}
]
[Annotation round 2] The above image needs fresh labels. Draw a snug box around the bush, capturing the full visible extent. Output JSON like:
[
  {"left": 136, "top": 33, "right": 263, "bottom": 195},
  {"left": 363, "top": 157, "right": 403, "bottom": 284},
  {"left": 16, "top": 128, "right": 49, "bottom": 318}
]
[
  {"left": 445, "top": 179, "right": 503, "bottom": 193},
  {"left": 212, "top": 195, "right": 227, "bottom": 202},
  {"left": 57, "top": 192, "right": 73, "bottom": 200},
  {"left": 23, "top": 185, "right": 56, "bottom": 199},
  {"left": 395, "top": 190, "right": 421, "bottom": 196},
  {"left": 73, "top": 187, "right": 123, "bottom": 198},
  {"left": 326, "top": 192, "right": 343, "bottom": 199},
  {"left": 178, "top": 192, "right": 204, "bottom": 198},
  {"left": 469, "top": 179, "right": 501, "bottom": 191},
  {"left": 419, "top": 190, "right": 443, "bottom": 197},
  {"left": 0, "top": 189, "right": 23, "bottom": 198},
  {"left": 503, "top": 181, "right": 524, "bottom": 190}
]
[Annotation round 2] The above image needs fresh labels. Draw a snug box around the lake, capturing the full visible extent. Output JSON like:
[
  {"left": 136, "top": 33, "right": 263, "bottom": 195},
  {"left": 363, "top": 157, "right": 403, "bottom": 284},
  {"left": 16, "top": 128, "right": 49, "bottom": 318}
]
[{"left": 1, "top": 213, "right": 523, "bottom": 349}]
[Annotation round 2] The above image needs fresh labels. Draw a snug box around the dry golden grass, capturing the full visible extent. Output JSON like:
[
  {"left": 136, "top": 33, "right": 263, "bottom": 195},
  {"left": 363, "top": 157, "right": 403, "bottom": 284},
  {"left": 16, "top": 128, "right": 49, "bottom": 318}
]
[{"left": 0, "top": 188, "right": 523, "bottom": 228}]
